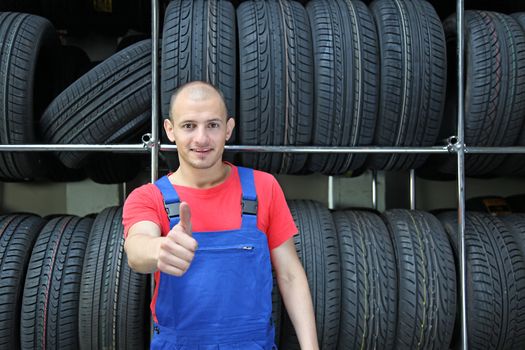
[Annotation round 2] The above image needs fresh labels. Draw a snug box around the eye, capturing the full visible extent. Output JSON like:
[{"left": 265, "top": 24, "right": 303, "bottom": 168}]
[
  {"left": 209, "top": 122, "right": 220, "bottom": 128},
  {"left": 181, "top": 123, "right": 194, "bottom": 129}
]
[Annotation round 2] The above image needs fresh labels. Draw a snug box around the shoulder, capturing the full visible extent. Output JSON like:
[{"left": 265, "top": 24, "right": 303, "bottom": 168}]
[
  {"left": 229, "top": 164, "right": 278, "bottom": 190},
  {"left": 126, "top": 182, "right": 163, "bottom": 202},
  {"left": 123, "top": 182, "right": 166, "bottom": 213},
  {"left": 253, "top": 168, "right": 278, "bottom": 188}
]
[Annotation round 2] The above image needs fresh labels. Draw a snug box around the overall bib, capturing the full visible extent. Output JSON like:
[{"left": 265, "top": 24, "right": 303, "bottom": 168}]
[{"left": 152, "top": 167, "right": 276, "bottom": 349}]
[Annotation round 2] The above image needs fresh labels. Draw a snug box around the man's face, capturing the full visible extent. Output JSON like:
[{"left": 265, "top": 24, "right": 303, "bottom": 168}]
[{"left": 164, "top": 92, "right": 234, "bottom": 171}]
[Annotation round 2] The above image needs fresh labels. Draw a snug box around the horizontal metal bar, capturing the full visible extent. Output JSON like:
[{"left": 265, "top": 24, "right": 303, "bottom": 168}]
[
  {"left": 162, "top": 145, "right": 452, "bottom": 153},
  {"left": 0, "top": 144, "right": 148, "bottom": 152},
  {"left": 465, "top": 146, "right": 525, "bottom": 154},
  {"left": 2, "top": 144, "right": 525, "bottom": 154}
]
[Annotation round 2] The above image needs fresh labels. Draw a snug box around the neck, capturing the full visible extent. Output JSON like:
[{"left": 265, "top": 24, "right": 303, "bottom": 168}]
[{"left": 171, "top": 162, "right": 230, "bottom": 189}]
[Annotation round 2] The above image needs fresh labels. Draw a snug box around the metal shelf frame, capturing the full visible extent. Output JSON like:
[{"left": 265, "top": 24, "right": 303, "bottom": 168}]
[{"left": 1, "top": 0, "right": 525, "bottom": 348}]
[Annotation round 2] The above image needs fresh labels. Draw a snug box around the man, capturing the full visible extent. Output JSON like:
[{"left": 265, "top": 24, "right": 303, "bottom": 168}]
[{"left": 123, "top": 81, "right": 318, "bottom": 349}]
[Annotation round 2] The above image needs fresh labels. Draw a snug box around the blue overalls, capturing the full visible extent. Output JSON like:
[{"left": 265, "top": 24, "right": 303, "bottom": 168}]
[{"left": 152, "top": 167, "right": 276, "bottom": 349}]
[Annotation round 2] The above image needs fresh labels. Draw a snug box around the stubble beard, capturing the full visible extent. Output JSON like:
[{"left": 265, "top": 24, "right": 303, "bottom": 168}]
[{"left": 180, "top": 148, "right": 224, "bottom": 170}]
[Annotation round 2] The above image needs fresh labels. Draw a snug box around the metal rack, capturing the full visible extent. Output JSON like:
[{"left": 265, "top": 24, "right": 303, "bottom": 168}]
[{"left": 2, "top": 0, "right": 525, "bottom": 348}]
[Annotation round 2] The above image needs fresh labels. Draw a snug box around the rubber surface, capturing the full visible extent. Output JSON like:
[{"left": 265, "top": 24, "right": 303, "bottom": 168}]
[
  {"left": 238, "top": 0, "right": 313, "bottom": 174},
  {"left": 333, "top": 210, "right": 397, "bottom": 349},
  {"left": 40, "top": 39, "right": 152, "bottom": 169},
  {"left": 21, "top": 216, "right": 92, "bottom": 349},
  {"left": 384, "top": 209, "right": 456, "bottom": 350},
  {"left": 0, "top": 214, "right": 45, "bottom": 350},
  {"left": 281, "top": 200, "right": 340, "bottom": 349},
  {"left": 437, "top": 11, "right": 525, "bottom": 176},
  {"left": 439, "top": 211, "right": 525, "bottom": 350},
  {"left": 79, "top": 207, "right": 148, "bottom": 349},
  {"left": 0, "top": 12, "right": 59, "bottom": 180},
  {"left": 367, "top": 0, "right": 446, "bottom": 171},
  {"left": 306, "top": 0, "right": 378, "bottom": 175}
]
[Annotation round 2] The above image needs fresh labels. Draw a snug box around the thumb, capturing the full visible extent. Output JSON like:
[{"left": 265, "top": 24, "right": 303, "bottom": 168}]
[{"left": 178, "top": 202, "right": 192, "bottom": 236}]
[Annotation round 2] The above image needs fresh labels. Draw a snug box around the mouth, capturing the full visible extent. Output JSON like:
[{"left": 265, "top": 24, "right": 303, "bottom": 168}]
[{"left": 191, "top": 148, "right": 212, "bottom": 155}]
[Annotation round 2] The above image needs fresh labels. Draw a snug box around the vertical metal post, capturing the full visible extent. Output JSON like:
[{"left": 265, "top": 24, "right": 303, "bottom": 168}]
[
  {"left": 372, "top": 170, "right": 378, "bottom": 210},
  {"left": 456, "top": 0, "right": 468, "bottom": 348},
  {"left": 150, "top": 0, "right": 160, "bottom": 184},
  {"left": 328, "top": 176, "right": 335, "bottom": 210},
  {"left": 409, "top": 169, "right": 416, "bottom": 210},
  {"left": 150, "top": 0, "right": 160, "bottom": 342}
]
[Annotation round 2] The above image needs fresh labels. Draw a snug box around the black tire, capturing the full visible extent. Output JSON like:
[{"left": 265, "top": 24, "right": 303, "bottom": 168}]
[
  {"left": 84, "top": 153, "right": 145, "bottom": 185},
  {"left": 437, "top": 11, "right": 525, "bottom": 176},
  {"left": 502, "top": 214, "right": 525, "bottom": 264},
  {"left": 161, "top": 0, "right": 236, "bottom": 118},
  {"left": 497, "top": 12, "right": 525, "bottom": 176},
  {"left": 438, "top": 211, "right": 525, "bottom": 350},
  {"left": 384, "top": 209, "right": 456, "bottom": 349},
  {"left": 238, "top": 0, "right": 313, "bottom": 174},
  {"left": 83, "top": 123, "right": 148, "bottom": 184},
  {"left": 0, "top": 12, "right": 59, "bottom": 180},
  {"left": 79, "top": 207, "right": 148, "bottom": 350},
  {"left": 40, "top": 39, "right": 152, "bottom": 169},
  {"left": 21, "top": 216, "right": 93, "bottom": 349},
  {"left": 42, "top": 44, "right": 92, "bottom": 182},
  {"left": 160, "top": 0, "right": 236, "bottom": 169},
  {"left": 44, "top": 157, "right": 87, "bottom": 182},
  {"left": 280, "top": 200, "right": 340, "bottom": 349},
  {"left": 367, "top": 0, "right": 446, "bottom": 171},
  {"left": 305, "top": 0, "right": 378, "bottom": 175},
  {"left": 333, "top": 210, "right": 397, "bottom": 350},
  {"left": 0, "top": 214, "right": 45, "bottom": 350}
]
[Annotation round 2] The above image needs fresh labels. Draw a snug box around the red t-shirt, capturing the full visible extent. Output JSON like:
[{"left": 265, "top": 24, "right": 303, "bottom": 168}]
[
  {"left": 122, "top": 163, "right": 297, "bottom": 323},
  {"left": 122, "top": 163, "right": 298, "bottom": 251}
]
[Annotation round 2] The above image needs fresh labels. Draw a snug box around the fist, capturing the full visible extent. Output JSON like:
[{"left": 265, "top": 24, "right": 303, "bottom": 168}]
[{"left": 157, "top": 202, "right": 198, "bottom": 276}]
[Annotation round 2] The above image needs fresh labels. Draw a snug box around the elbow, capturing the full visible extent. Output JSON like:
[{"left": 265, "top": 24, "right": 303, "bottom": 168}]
[
  {"left": 123, "top": 233, "right": 160, "bottom": 274},
  {"left": 277, "top": 269, "right": 298, "bottom": 287},
  {"left": 124, "top": 238, "right": 144, "bottom": 273}
]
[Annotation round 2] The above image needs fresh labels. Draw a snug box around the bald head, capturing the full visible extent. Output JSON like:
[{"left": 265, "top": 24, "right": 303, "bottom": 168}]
[{"left": 169, "top": 81, "right": 228, "bottom": 121}]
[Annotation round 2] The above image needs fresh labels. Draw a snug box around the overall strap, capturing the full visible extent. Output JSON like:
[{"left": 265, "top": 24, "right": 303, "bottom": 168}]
[
  {"left": 154, "top": 176, "right": 181, "bottom": 229},
  {"left": 238, "top": 167, "right": 258, "bottom": 226}
]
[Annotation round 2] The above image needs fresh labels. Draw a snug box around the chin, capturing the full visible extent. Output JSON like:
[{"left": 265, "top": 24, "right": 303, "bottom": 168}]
[{"left": 188, "top": 158, "right": 222, "bottom": 170}]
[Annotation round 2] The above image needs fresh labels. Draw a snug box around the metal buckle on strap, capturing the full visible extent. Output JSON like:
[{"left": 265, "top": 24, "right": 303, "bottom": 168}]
[
  {"left": 242, "top": 199, "right": 258, "bottom": 215},
  {"left": 165, "top": 202, "right": 180, "bottom": 218}
]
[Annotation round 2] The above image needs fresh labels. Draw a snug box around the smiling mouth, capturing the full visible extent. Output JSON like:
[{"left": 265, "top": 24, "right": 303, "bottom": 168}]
[{"left": 192, "top": 148, "right": 212, "bottom": 153}]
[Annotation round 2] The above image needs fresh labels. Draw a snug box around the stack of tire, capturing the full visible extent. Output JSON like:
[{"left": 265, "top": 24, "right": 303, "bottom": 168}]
[
  {"left": 3, "top": 0, "right": 525, "bottom": 180},
  {"left": 0, "top": 207, "right": 148, "bottom": 349},
  {"left": 280, "top": 200, "right": 525, "bottom": 349},
  {"left": 422, "top": 10, "right": 525, "bottom": 178},
  {"left": 158, "top": 0, "right": 448, "bottom": 175},
  {"left": 0, "top": 11, "right": 151, "bottom": 183},
  {"left": 3, "top": 202, "right": 525, "bottom": 349}
]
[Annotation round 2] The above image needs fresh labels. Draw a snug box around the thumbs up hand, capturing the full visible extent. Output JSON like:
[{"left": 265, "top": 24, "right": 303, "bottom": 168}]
[{"left": 157, "top": 202, "right": 198, "bottom": 276}]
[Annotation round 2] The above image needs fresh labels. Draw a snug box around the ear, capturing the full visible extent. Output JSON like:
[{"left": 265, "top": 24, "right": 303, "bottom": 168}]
[
  {"left": 163, "top": 118, "right": 176, "bottom": 143},
  {"left": 225, "top": 117, "right": 235, "bottom": 141}
]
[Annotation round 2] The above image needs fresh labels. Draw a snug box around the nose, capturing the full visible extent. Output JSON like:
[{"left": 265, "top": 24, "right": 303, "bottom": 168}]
[{"left": 194, "top": 125, "right": 209, "bottom": 145}]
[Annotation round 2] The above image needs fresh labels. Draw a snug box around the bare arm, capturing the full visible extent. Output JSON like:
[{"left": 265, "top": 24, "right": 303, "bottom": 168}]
[
  {"left": 124, "top": 202, "right": 197, "bottom": 276},
  {"left": 124, "top": 220, "right": 163, "bottom": 273},
  {"left": 271, "top": 238, "right": 319, "bottom": 350}
]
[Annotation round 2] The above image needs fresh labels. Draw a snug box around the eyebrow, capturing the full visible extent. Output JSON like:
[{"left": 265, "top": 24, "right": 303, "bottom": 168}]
[{"left": 177, "top": 118, "right": 225, "bottom": 125}]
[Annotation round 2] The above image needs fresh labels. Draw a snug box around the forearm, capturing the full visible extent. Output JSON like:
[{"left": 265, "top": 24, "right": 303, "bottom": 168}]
[
  {"left": 278, "top": 268, "right": 319, "bottom": 350},
  {"left": 124, "top": 234, "right": 162, "bottom": 274}
]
